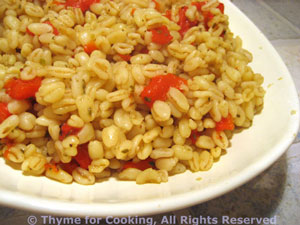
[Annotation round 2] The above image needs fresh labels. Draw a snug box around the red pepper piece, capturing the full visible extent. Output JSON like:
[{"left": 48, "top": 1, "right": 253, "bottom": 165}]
[
  {"left": 57, "top": 0, "right": 100, "bottom": 13},
  {"left": 178, "top": 6, "right": 198, "bottom": 38},
  {"left": 26, "top": 27, "right": 35, "bottom": 36},
  {"left": 3, "top": 149, "right": 10, "bottom": 160},
  {"left": 220, "top": 31, "right": 226, "bottom": 38},
  {"left": 217, "top": 3, "right": 225, "bottom": 13},
  {"left": 140, "top": 73, "right": 187, "bottom": 108},
  {"left": 164, "top": 9, "right": 172, "bottom": 20},
  {"left": 4, "top": 77, "right": 42, "bottom": 100},
  {"left": 149, "top": 25, "right": 173, "bottom": 45},
  {"left": 191, "top": 1, "right": 207, "bottom": 11},
  {"left": 0, "top": 102, "right": 11, "bottom": 123},
  {"left": 216, "top": 114, "right": 235, "bottom": 132},
  {"left": 3, "top": 142, "right": 15, "bottom": 160},
  {"left": 44, "top": 21, "right": 59, "bottom": 35},
  {"left": 152, "top": 0, "right": 160, "bottom": 11},
  {"left": 140, "top": 47, "right": 149, "bottom": 54},
  {"left": 203, "top": 11, "right": 215, "bottom": 30},
  {"left": 74, "top": 143, "right": 92, "bottom": 170},
  {"left": 192, "top": 1, "right": 225, "bottom": 30},
  {"left": 59, "top": 123, "right": 82, "bottom": 141},
  {"left": 118, "top": 53, "right": 131, "bottom": 62},
  {"left": 45, "top": 163, "right": 59, "bottom": 173},
  {"left": 59, "top": 160, "right": 79, "bottom": 174},
  {"left": 131, "top": 8, "right": 136, "bottom": 16},
  {"left": 123, "top": 158, "right": 155, "bottom": 171},
  {"left": 83, "top": 41, "right": 98, "bottom": 55},
  {"left": 53, "top": 0, "right": 62, "bottom": 5},
  {"left": 191, "top": 1, "right": 212, "bottom": 30}
]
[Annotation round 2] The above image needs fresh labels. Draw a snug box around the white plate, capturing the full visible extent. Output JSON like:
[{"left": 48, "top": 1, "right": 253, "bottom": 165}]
[{"left": 0, "top": 0, "right": 299, "bottom": 217}]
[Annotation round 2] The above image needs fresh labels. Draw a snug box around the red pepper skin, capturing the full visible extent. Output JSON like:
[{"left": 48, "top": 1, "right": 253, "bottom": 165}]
[
  {"left": 152, "top": 0, "right": 160, "bottom": 11},
  {"left": 74, "top": 143, "right": 92, "bottom": 170},
  {"left": 59, "top": 123, "right": 82, "bottom": 141},
  {"left": 131, "top": 8, "right": 136, "bottom": 16},
  {"left": 217, "top": 3, "right": 225, "bottom": 13},
  {"left": 59, "top": 160, "right": 79, "bottom": 174},
  {"left": 3, "top": 149, "right": 10, "bottom": 160},
  {"left": 45, "top": 163, "right": 59, "bottom": 173},
  {"left": 84, "top": 41, "right": 98, "bottom": 55},
  {"left": 140, "top": 47, "right": 149, "bottom": 54},
  {"left": 3, "top": 142, "right": 14, "bottom": 160},
  {"left": 140, "top": 73, "right": 187, "bottom": 108},
  {"left": 44, "top": 21, "right": 59, "bottom": 35},
  {"left": 215, "top": 114, "right": 235, "bottom": 132},
  {"left": 123, "top": 158, "right": 155, "bottom": 171},
  {"left": 57, "top": 0, "right": 100, "bottom": 13},
  {"left": 118, "top": 53, "right": 131, "bottom": 62},
  {"left": 192, "top": 2, "right": 224, "bottom": 14},
  {"left": 4, "top": 77, "right": 42, "bottom": 100},
  {"left": 26, "top": 27, "right": 35, "bottom": 36},
  {"left": 149, "top": 25, "right": 173, "bottom": 45},
  {"left": 203, "top": 11, "right": 215, "bottom": 30},
  {"left": 191, "top": 1, "right": 206, "bottom": 11},
  {"left": 0, "top": 103, "right": 11, "bottom": 123},
  {"left": 164, "top": 9, "right": 172, "bottom": 20}
]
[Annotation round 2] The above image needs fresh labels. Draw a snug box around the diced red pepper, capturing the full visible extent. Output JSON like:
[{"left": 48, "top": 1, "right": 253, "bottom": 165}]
[
  {"left": 203, "top": 11, "right": 215, "bottom": 30},
  {"left": 55, "top": 0, "right": 100, "bottom": 13},
  {"left": 177, "top": 6, "right": 198, "bottom": 38},
  {"left": 26, "top": 27, "right": 35, "bottom": 36},
  {"left": 140, "top": 47, "right": 149, "bottom": 54},
  {"left": 220, "top": 30, "right": 226, "bottom": 37},
  {"left": 45, "top": 163, "right": 59, "bottom": 173},
  {"left": 0, "top": 103, "right": 11, "bottom": 123},
  {"left": 59, "top": 123, "right": 82, "bottom": 141},
  {"left": 152, "top": 0, "right": 160, "bottom": 11},
  {"left": 59, "top": 160, "right": 78, "bottom": 174},
  {"left": 53, "top": 0, "right": 62, "bottom": 5},
  {"left": 44, "top": 21, "right": 59, "bottom": 35},
  {"left": 191, "top": 1, "right": 207, "bottom": 11},
  {"left": 131, "top": 8, "right": 136, "bottom": 16},
  {"left": 74, "top": 143, "right": 92, "bottom": 169},
  {"left": 3, "top": 149, "right": 10, "bottom": 160},
  {"left": 123, "top": 158, "right": 155, "bottom": 171},
  {"left": 83, "top": 41, "right": 98, "bottom": 55},
  {"left": 164, "top": 9, "right": 172, "bottom": 20},
  {"left": 217, "top": 3, "right": 225, "bottom": 14},
  {"left": 1, "top": 138, "right": 13, "bottom": 145},
  {"left": 191, "top": 1, "right": 212, "bottom": 30},
  {"left": 3, "top": 142, "right": 15, "bottom": 160},
  {"left": 140, "top": 73, "right": 187, "bottom": 108},
  {"left": 189, "top": 129, "right": 202, "bottom": 145},
  {"left": 192, "top": 2, "right": 224, "bottom": 14},
  {"left": 191, "top": 1, "right": 225, "bottom": 30},
  {"left": 4, "top": 77, "right": 42, "bottom": 100},
  {"left": 149, "top": 25, "right": 173, "bottom": 45},
  {"left": 215, "top": 114, "right": 235, "bottom": 132},
  {"left": 118, "top": 53, "right": 131, "bottom": 62}
]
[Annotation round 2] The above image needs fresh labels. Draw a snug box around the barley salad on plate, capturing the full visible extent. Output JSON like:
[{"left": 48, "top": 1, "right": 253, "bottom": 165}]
[{"left": 0, "top": 0, "right": 265, "bottom": 185}]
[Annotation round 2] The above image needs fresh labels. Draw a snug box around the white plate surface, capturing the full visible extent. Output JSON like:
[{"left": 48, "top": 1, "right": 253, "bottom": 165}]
[{"left": 0, "top": 0, "right": 299, "bottom": 217}]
